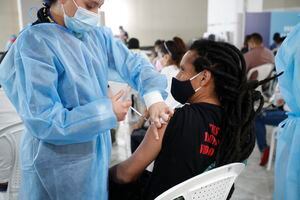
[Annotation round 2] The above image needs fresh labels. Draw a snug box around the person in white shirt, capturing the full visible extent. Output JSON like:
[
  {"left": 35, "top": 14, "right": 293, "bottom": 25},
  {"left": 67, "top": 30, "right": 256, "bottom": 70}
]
[{"left": 159, "top": 40, "right": 186, "bottom": 108}]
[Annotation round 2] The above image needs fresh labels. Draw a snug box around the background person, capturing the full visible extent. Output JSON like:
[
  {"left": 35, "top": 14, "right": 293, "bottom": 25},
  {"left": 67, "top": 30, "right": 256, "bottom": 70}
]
[
  {"left": 244, "top": 33, "right": 274, "bottom": 73},
  {"left": 255, "top": 84, "right": 288, "bottom": 166},
  {"left": 270, "top": 32, "right": 281, "bottom": 50}
]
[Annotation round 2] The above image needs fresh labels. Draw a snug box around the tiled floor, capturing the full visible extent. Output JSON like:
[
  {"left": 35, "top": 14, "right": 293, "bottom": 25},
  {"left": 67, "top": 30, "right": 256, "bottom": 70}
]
[
  {"left": 231, "top": 146, "right": 274, "bottom": 200},
  {"left": 111, "top": 113, "right": 275, "bottom": 200}
]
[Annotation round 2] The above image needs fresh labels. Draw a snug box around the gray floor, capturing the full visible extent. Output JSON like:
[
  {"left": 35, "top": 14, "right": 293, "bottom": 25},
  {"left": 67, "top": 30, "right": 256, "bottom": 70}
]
[
  {"left": 111, "top": 113, "right": 275, "bottom": 200},
  {"left": 231, "top": 147, "right": 274, "bottom": 200}
]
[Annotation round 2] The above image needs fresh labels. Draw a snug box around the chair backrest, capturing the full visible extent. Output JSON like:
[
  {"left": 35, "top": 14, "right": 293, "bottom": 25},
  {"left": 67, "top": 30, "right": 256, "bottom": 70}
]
[
  {"left": 0, "top": 89, "right": 21, "bottom": 130},
  {"left": 247, "top": 63, "right": 275, "bottom": 101},
  {"left": 154, "top": 163, "right": 245, "bottom": 200},
  {"left": 0, "top": 122, "right": 24, "bottom": 200},
  {"left": 247, "top": 63, "right": 274, "bottom": 81}
]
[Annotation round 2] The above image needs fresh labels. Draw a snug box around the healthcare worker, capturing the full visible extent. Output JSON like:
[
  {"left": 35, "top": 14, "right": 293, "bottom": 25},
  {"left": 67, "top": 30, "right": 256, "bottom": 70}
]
[
  {"left": 0, "top": 0, "right": 172, "bottom": 199},
  {"left": 274, "top": 22, "right": 300, "bottom": 199}
]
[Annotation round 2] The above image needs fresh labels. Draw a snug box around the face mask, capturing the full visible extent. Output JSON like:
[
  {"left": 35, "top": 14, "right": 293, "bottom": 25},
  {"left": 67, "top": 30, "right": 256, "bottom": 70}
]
[
  {"left": 63, "top": 0, "right": 99, "bottom": 34},
  {"left": 171, "top": 73, "right": 202, "bottom": 104},
  {"left": 155, "top": 59, "right": 163, "bottom": 71}
]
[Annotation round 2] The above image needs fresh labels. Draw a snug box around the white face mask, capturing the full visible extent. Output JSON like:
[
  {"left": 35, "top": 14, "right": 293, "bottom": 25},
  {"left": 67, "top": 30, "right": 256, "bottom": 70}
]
[{"left": 63, "top": 0, "right": 99, "bottom": 34}]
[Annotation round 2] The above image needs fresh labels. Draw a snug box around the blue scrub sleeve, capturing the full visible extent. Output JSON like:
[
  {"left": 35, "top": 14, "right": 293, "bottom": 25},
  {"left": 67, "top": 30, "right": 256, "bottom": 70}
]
[
  {"left": 104, "top": 29, "right": 168, "bottom": 99},
  {"left": 13, "top": 38, "right": 117, "bottom": 145}
]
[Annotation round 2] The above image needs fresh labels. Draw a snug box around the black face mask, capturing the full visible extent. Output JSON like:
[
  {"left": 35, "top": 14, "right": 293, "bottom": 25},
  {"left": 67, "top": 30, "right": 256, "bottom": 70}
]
[{"left": 171, "top": 73, "right": 201, "bottom": 104}]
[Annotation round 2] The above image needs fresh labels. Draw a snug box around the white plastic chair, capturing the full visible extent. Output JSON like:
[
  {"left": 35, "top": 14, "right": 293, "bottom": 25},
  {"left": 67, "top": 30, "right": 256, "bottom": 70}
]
[
  {"left": 154, "top": 163, "right": 245, "bottom": 200},
  {"left": 0, "top": 89, "right": 21, "bottom": 130},
  {"left": 267, "top": 127, "right": 278, "bottom": 171},
  {"left": 247, "top": 63, "right": 275, "bottom": 100},
  {"left": 0, "top": 122, "right": 24, "bottom": 200}
]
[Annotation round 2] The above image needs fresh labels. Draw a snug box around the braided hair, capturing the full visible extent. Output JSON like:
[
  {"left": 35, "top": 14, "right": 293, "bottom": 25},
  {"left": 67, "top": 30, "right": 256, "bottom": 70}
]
[{"left": 190, "top": 39, "right": 279, "bottom": 166}]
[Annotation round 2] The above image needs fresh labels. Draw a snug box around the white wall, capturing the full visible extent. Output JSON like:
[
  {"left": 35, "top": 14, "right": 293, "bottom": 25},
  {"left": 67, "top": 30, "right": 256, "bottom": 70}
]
[
  {"left": 0, "top": 0, "right": 19, "bottom": 51},
  {"left": 1, "top": 0, "right": 208, "bottom": 48},
  {"left": 246, "top": 0, "right": 263, "bottom": 12},
  {"left": 102, "top": 0, "right": 208, "bottom": 46},
  {"left": 0, "top": 0, "right": 43, "bottom": 51},
  {"left": 207, "top": 0, "right": 245, "bottom": 47},
  {"left": 263, "top": 0, "right": 300, "bottom": 10},
  {"left": 18, "top": 0, "right": 42, "bottom": 28}
]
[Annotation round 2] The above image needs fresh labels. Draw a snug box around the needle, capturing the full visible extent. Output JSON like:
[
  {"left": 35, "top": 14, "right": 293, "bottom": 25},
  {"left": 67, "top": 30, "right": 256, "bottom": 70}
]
[{"left": 130, "top": 106, "right": 148, "bottom": 121}]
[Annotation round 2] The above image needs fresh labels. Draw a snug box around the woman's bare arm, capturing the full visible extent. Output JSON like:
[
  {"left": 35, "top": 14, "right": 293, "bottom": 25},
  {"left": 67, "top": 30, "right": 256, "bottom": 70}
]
[{"left": 110, "top": 124, "right": 167, "bottom": 183}]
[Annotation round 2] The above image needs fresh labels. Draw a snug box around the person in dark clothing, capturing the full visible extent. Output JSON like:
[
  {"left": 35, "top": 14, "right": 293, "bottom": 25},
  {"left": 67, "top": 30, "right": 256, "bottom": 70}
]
[
  {"left": 109, "top": 39, "right": 270, "bottom": 199},
  {"left": 128, "top": 38, "right": 140, "bottom": 49},
  {"left": 270, "top": 32, "right": 281, "bottom": 50}
]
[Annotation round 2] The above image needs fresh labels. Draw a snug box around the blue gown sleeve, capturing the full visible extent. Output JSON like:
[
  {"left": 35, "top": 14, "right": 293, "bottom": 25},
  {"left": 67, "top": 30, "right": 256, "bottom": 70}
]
[
  {"left": 103, "top": 28, "right": 168, "bottom": 99},
  {"left": 275, "top": 23, "right": 300, "bottom": 113},
  {"left": 6, "top": 33, "right": 117, "bottom": 145}
]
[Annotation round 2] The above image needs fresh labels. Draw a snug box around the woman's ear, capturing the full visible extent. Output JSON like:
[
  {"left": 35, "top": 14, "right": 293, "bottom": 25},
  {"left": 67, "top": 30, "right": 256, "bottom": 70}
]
[
  {"left": 161, "top": 54, "right": 172, "bottom": 66},
  {"left": 164, "top": 54, "right": 172, "bottom": 62}
]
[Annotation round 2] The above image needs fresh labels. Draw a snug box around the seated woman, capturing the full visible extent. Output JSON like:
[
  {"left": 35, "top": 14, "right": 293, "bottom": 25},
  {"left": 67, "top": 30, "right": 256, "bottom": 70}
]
[
  {"left": 130, "top": 39, "right": 186, "bottom": 153},
  {"left": 159, "top": 40, "right": 185, "bottom": 108},
  {"left": 110, "top": 39, "right": 265, "bottom": 200}
]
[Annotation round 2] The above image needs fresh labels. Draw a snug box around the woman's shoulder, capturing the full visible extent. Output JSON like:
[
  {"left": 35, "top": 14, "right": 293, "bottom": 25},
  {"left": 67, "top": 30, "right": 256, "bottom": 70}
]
[
  {"left": 177, "top": 103, "right": 221, "bottom": 113},
  {"left": 173, "top": 103, "right": 222, "bottom": 124}
]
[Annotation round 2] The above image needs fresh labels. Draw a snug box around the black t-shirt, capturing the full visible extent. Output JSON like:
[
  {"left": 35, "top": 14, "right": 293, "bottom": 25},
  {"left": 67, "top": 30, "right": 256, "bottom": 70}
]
[{"left": 143, "top": 103, "right": 223, "bottom": 200}]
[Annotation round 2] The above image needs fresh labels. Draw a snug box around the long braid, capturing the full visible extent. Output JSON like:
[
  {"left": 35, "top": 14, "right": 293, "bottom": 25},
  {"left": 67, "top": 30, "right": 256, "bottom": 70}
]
[{"left": 190, "top": 40, "right": 273, "bottom": 166}]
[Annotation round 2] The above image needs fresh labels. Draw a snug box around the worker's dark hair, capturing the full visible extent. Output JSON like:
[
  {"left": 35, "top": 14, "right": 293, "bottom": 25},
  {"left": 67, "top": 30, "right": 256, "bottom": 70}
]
[
  {"left": 250, "top": 33, "right": 263, "bottom": 44},
  {"left": 160, "top": 40, "right": 185, "bottom": 66},
  {"left": 43, "top": 0, "right": 56, "bottom": 6},
  {"left": 190, "top": 39, "right": 280, "bottom": 166},
  {"left": 128, "top": 38, "right": 140, "bottom": 49}
]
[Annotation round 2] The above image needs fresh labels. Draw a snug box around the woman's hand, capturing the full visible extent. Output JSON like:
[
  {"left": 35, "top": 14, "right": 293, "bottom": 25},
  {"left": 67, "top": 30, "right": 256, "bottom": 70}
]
[
  {"left": 111, "top": 90, "right": 132, "bottom": 121},
  {"left": 148, "top": 102, "right": 173, "bottom": 139},
  {"left": 149, "top": 102, "right": 173, "bottom": 127}
]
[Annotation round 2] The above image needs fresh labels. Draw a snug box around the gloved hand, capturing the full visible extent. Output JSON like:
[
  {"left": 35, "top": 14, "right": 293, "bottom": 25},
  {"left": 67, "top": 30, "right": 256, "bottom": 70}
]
[
  {"left": 148, "top": 102, "right": 173, "bottom": 140},
  {"left": 111, "top": 90, "right": 132, "bottom": 121}
]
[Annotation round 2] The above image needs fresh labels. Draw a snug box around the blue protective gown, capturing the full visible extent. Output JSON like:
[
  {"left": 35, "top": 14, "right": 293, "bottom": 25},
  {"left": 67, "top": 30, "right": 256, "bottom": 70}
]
[
  {"left": 274, "top": 23, "right": 300, "bottom": 200},
  {"left": 0, "top": 23, "right": 167, "bottom": 200}
]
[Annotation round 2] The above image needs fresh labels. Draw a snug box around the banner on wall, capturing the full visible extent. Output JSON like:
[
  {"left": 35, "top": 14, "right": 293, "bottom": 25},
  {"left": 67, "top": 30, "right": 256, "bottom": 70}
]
[
  {"left": 270, "top": 12, "right": 300, "bottom": 44},
  {"left": 245, "top": 11, "right": 300, "bottom": 47},
  {"left": 245, "top": 12, "right": 271, "bottom": 47}
]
